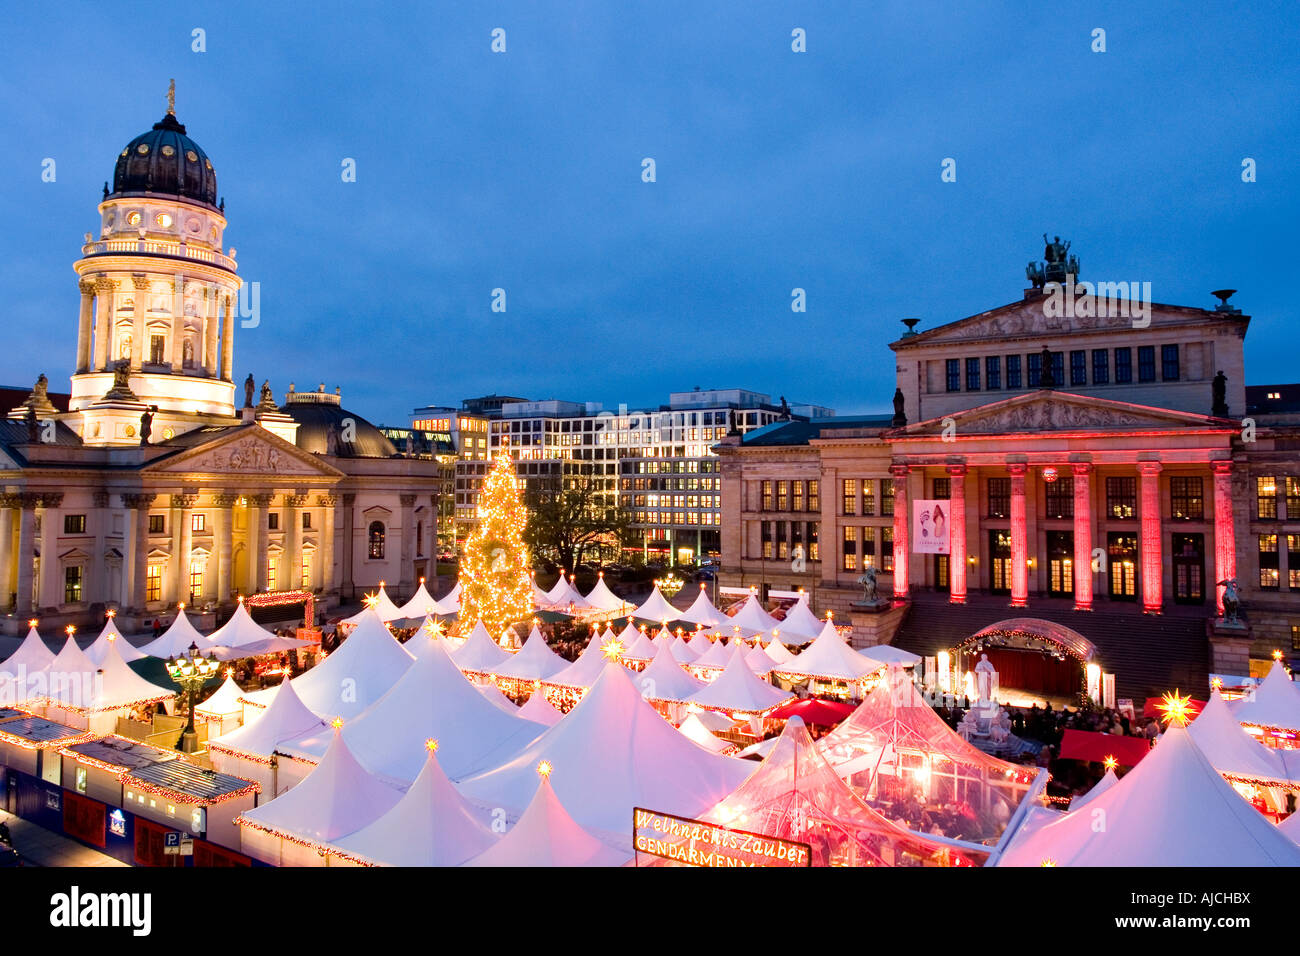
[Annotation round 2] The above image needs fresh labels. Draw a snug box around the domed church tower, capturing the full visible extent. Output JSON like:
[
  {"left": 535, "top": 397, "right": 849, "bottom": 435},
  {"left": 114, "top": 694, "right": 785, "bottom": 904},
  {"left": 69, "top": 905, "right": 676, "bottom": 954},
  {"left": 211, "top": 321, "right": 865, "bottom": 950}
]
[{"left": 70, "top": 80, "right": 241, "bottom": 444}]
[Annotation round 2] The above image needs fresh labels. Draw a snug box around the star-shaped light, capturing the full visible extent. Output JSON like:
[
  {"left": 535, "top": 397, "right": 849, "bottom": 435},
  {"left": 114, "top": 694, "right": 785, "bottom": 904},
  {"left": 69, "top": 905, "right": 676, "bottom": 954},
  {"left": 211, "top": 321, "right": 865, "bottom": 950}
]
[
  {"left": 536, "top": 760, "right": 552, "bottom": 779},
  {"left": 65, "top": 625, "right": 76, "bottom": 637},
  {"left": 1274, "top": 649, "right": 1285, "bottom": 661},
  {"left": 1102, "top": 755, "right": 1118, "bottom": 771},
  {"left": 1040, "top": 858, "right": 1057, "bottom": 868},
  {"left": 106, "top": 608, "right": 117, "bottom": 618},
  {"left": 331, "top": 717, "right": 344, "bottom": 731},
  {"left": 28, "top": 618, "right": 38, "bottom": 628},
  {"left": 602, "top": 639, "right": 624, "bottom": 661},
  {"left": 1156, "top": 690, "right": 1194, "bottom": 727},
  {"left": 422, "top": 619, "right": 446, "bottom": 640},
  {"left": 363, "top": 592, "right": 380, "bottom": 609},
  {"left": 425, "top": 738, "right": 438, "bottom": 753}
]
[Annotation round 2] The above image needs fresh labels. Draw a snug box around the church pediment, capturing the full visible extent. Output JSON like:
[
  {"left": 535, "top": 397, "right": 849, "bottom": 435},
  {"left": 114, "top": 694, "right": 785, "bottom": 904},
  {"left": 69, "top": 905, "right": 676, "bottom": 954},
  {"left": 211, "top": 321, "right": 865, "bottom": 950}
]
[
  {"left": 892, "top": 297, "right": 1239, "bottom": 348},
  {"left": 143, "top": 426, "right": 344, "bottom": 479},
  {"left": 893, "top": 391, "right": 1224, "bottom": 437}
]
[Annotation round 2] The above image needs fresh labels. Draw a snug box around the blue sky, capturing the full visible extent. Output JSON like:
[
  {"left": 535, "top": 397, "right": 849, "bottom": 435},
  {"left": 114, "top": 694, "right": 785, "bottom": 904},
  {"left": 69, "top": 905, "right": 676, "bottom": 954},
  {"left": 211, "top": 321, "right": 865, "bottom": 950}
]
[{"left": 1, "top": 1, "right": 1296, "bottom": 423}]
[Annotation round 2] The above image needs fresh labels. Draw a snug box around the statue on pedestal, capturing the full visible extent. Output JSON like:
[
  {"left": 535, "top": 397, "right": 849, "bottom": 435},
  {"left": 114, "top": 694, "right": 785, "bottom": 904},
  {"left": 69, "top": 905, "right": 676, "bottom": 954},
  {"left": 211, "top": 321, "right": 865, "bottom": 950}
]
[
  {"left": 856, "top": 566, "right": 879, "bottom": 604},
  {"left": 243, "top": 374, "right": 255, "bottom": 408},
  {"left": 975, "top": 653, "right": 997, "bottom": 704},
  {"left": 1217, "top": 577, "right": 1243, "bottom": 626},
  {"left": 1212, "top": 370, "right": 1229, "bottom": 417}
]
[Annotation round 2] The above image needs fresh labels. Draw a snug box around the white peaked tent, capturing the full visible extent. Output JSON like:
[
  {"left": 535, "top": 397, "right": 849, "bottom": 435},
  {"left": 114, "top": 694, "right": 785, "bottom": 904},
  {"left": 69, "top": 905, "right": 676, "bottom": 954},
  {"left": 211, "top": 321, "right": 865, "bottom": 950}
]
[
  {"left": 330, "top": 742, "right": 495, "bottom": 867},
  {"left": 85, "top": 619, "right": 147, "bottom": 664},
  {"left": 764, "top": 638, "right": 796, "bottom": 665},
  {"left": 517, "top": 691, "right": 565, "bottom": 726},
  {"left": 677, "top": 585, "right": 729, "bottom": 629},
  {"left": 440, "top": 581, "right": 462, "bottom": 612},
  {"left": 459, "top": 662, "right": 753, "bottom": 834},
  {"left": 631, "top": 585, "right": 682, "bottom": 624},
  {"left": 678, "top": 713, "right": 733, "bottom": 754},
  {"left": 282, "top": 633, "right": 543, "bottom": 784},
  {"left": 465, "top": 767, "right": 630, "bottom": 867},
  {"left": 239, "top": 608, "right": 414, "bottom": 719},
  {"left": 477, "top": 682, "right": 522, "bottom": 715},
  {"left": 543, "top": 631, "right": 621, "bottom": 692},
  {"left": 209, "top": 679, "right": 329, "bottom": 795},
  {"left": 772, "top": 621, "right": 884, "bottom": 683},
  {"left": 2, "top": 626, "right": 55, "bottom": 674},
  {"left": 35, "top": 635, "right": 103, "bottom": 719},
  {"left": 686, "top": 628, "right": 717, "bottom": 657},
  {"left": 531, "top": 576, "right": 554, "bottom": 609},
  {"left": 1229, "top": 661, "right": 1300, "bottom": 733},
  {"left": 687, "top": 646, "right": 794, "bottom": 717},
  {"left": 489, "top": 627, "right": 568, "bottom": 683},
  {"left": 772, "top": 596, "right": 825, "bottom": 643},
  {"left": 396, "top": 580, "right": 447, "bottom": 619},
  {"left": 1069, "top": 767, "right": 1119, "bottom": 811},
  {"left": 726, "top": 594, "right": 782, "bottom": 636},
  {"left": 691, "top": 636, "right": 737, "bottom": 673},
  {"left": 341, "top": 583, "right": 405, "bottom": 625},
  {"left": 583, "top": 573, "right": 632, "bottom": 615},
  {"left": 667, "top": 633, "right": 701, "bottom": 665},
  {"left": 653, "top": 626, "right": 673, "bottom": 648},
  {"left": 636, "top": 642, "right": 709, "bottom": 705},
  {"left": 857, "top": 644, "right": 922, "bottom": 667},
  {"left": 452, "top": 621, "right": 512, "bottom": 675},
  {"left": 140, "top": 608, "right": 212, "bottom": 659},
  {"left": 545, "top": 575, "right": 590, "bottom": 611},
  {"left": 238, "top": 726, "right": 404, "bottom": 866},
  {"left": 45, "top": 639, "right": 174, "bottom": 734},
  {"left": 1188, "top": 689, "right": 1299, "bottom": 787},
  {"left": 207, "top": 600, "right": 278, "bottom": 649},
  {"left": 194, "top": 673, "right": 246, "bottom": 734},
  {"left": 996, "top": 724, "right": 1300, "bottom": 867},
  {"left": 47, "top": 634, "right": 97, "bottom": 680},
  {"left": 745, "top": 645, "right": 776, "bottom": 676},
  {"left": 620, "top": 626, "right": 660, "bottom": 664}
]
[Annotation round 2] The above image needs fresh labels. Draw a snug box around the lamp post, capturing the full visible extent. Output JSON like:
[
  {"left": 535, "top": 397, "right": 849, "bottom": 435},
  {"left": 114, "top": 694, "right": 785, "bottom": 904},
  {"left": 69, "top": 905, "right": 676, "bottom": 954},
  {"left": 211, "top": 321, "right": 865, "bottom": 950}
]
[{"left": 165, "top": 641, "right": 220, "bottom": 754}]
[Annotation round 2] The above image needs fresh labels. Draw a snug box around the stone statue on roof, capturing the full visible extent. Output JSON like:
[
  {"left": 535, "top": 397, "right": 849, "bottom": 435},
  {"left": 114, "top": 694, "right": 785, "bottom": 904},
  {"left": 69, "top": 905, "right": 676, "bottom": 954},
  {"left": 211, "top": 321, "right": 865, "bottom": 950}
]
[{"left": 243, "top": 374, "right": 255, "bottom": 408}]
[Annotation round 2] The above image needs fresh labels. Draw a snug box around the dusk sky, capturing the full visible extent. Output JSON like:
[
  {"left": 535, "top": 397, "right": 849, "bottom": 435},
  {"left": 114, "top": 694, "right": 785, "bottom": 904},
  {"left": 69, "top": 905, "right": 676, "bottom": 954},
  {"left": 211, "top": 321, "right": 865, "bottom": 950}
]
[{"left": 2, "top": 1, "right": 1296, "bottom": 424}]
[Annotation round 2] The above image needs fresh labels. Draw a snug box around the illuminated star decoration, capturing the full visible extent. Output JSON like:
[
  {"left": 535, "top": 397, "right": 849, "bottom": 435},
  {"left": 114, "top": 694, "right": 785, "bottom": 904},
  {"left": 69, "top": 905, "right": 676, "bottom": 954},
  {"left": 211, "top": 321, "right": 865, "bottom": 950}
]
[
  {"left": 425, "top": 738, "right": 439, "bottom": 753},
  {"left": 422, "top": 618, "right": 446, "bottom": 640},
  {"left": 363, "top": 592, "right": 380, "bottom": 609},
  {"left": 28, "top": 618, "right": 38, "bottom": 628},
  {"left": 1040, "top": 858, "right": 1057, "bottom": 867},
  {"left": 1211, "top": 676, "right": 1224, "bottom": 690},
  {"left": 602, "top": 639, "right": 624, "bottom": 661},
  {"left": 331, "top": 717, "right": 344, "bottom": 732},
  {"left": 1156, "top": 690, "right": 1194, "bottom": 727},
  {"left": 1273, "top": 649, "right": 1284, "bottom": 661},
  {"left": 536, "top": 760, "right": 552, "bottom": 779},
  {"left": 1102, "top": 755, "right": 1118, "bottom": 771}
]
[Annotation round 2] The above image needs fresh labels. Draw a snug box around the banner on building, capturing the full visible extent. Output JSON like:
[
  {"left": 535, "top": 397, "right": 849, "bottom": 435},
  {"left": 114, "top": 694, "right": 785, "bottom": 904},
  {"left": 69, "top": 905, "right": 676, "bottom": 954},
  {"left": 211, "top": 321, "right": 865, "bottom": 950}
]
[{"left": 911, "top": 499, "right": 950, "bottom": 555}]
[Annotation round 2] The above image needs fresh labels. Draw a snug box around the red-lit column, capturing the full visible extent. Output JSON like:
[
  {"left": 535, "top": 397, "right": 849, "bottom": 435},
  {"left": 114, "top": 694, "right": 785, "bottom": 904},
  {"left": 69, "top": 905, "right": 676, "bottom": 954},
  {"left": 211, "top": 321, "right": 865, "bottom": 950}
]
[
  {"left": 1212, "top": 460, "right": 1236, "bottom": 615},
  {"left": 1009, "top": 463, "right": 1028, "bottom": 607},
  {"left": 1138, "top": 461, "right": 1163, "bottom": 614},
  {"left": 891, "top": 464, "right": 910, "bottom": 601},
  {"left": 947, "top": 463, "right": 967, "bottom": 604},
  {"left": 1072, "top": 463, "right": 1093, "bottom": 611}
]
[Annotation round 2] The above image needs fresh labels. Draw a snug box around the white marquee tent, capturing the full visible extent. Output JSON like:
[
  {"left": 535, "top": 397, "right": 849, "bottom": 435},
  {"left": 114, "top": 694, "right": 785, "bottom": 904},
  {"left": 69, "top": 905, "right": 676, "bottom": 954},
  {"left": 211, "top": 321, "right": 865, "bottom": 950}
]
[
  {"left": 676, "top": 585, "right": 730, "bottom": 629},
  {"left": 139, "top": 608, "right": 213, "bottom": 659},
  {"left": 636, "top": 642, "right": 709, "bottom": 706},
  {"left": 1229, "top": 661, "right": 1300, "bottom": 734},
  {"left": 725, "top": 594, "right": 782, "bottom": 636},
  {"left": 458, "top": 662, "right": 753, "bottom": 834},
  {"left": 329, "top": 741, "right": 496, "bottom": 867},
  {"left": 396, "top": 579, "right": 448, "bottom": 619},
  {"left": 517, "top": 691, "right": 565, "bottom": 727},
  {"left": 771, "top": 621, "right": 885, "bottom": 683},
  {"left": 452, "top": 622, "right": 512, "bottom": 675},
  {"left": 1188, "top": 689, "right": 1300, "bottom": 788},
  {"left": 773, "top": 596, "right": 825, "bottom": 643},
  {"left": 209, "top": 678, "right": 329, "bottom": 797},
  {"left": 687, "top": 645, "right": 794, "bottom": 717},
  {"left": 995, "top": 723, "right": 1300, "bottom": 867},
  {"left": 582, "top": 573, "right": 633, "bottom": 615},
  {"left": 194, "top": 672, "right": 247, "bottom": 735},
  {"left": 630, "top": 585, "right": 682, "bottom": 625},
  {"left": 1, "top": 626, "right": 55, "bottom": 676},
  {"left": 85, "top": 619, "right": 147, "bottom": 665},
  {"left": 489, "top": 627, "right": 569, "bottom": 684},
  {"left": 342, "top": 583, "right": 405, "bottom": 625}
]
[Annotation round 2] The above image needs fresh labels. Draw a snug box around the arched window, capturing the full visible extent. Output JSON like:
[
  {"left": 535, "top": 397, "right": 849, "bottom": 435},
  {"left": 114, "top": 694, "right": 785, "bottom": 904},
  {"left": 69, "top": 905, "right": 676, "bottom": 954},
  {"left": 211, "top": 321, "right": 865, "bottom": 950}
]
[{"left": 368, "top": 521, "right": 386, "bottom": 559}]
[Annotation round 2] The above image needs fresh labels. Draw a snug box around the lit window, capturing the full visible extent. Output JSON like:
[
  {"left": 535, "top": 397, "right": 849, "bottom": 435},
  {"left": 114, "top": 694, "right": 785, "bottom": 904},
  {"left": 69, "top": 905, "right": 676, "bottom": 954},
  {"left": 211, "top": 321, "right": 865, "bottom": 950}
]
[{"left": 156, "top": 213, "right": 173, "bottom": 228}]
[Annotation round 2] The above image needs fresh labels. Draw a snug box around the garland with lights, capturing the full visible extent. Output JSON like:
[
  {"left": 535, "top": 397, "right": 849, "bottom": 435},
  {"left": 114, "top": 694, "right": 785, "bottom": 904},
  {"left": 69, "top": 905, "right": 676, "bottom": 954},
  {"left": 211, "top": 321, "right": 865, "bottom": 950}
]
[
  {"left": 125, "top": 773, "right": 260, "bottom": 807},
  {"left": 458, "top": 449, "right": 535, "bottom": 638}
]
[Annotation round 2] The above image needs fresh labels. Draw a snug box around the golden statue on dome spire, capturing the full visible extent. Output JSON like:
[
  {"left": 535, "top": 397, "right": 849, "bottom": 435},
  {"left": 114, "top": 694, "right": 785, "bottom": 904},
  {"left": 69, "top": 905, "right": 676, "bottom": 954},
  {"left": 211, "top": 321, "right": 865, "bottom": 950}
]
[{"left": 167, "top": 78, "right": 175, "bottom": 115}]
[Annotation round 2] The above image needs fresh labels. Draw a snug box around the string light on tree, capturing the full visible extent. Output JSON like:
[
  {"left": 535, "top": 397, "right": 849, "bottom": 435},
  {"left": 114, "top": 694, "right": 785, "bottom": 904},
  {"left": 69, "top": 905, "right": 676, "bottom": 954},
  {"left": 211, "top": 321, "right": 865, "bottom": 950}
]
[{"left": 459, "top": 444, "right": 534, "bottom": 637}]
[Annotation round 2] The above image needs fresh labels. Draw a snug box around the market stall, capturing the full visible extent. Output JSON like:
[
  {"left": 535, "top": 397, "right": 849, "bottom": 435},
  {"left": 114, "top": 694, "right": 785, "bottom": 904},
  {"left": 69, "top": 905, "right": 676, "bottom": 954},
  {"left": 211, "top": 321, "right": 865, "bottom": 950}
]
[
  {"left": 1229, "top": 660, "right": 1300, "bottom": 749},
  {"left": 770, "top": 621, "right": 886, "bottom": 700},
  {"left": 208, "top": 679, "right": 329, "bottom": 797}
]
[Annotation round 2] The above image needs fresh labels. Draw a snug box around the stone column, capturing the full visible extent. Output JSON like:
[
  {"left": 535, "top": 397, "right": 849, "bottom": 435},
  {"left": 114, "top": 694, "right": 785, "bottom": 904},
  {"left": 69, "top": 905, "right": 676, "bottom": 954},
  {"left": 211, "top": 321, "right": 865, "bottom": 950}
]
[
  {"left": 286, "top": 493, "right": 307, "bottom": 591},
  {"left": 122, "top": 493, "right": 157, "bottom": 613},
  {"left": 946, "top": 463, "right": 967, "bottom": 604},
  {"left": 318, "top": 494, "right": 337, "bottom": 594},
  {"left": 399, "top": 493, "right": 417, "bottom": 597},
  {"left": 890, "top": 465, "right": 910, "bottom": 601},
  {"left": 88, "top": 491, "right": 110, "bottom": 606},
  {"left": 249, "top": 493, "right": 273, "bottom": 593},
  {"left": 14, "top": 495, "right": 38, "bottom": 617},
  {"left": 170, "top": 280, "right": 186, "bottom": 371},
  {"left": 1072, "top": 463, "right": 1094, "bottom": 611},
  {"left": 204, "top": 288, "right": 219, "bottom": 377},
  {"left": 76, "top": 280, "right": 95, "bottom": 373},
  {"left": 37, "top": 493, "right": 63, "bottom": 610},
  {"left": 1009, "top": 463, "right": 1029, "bottom": 608},
  {"left": 220, "top": 294, "right": 235, "bottom": 382},
  {"left": 340, "top": 493, "right": 356, "bottom": 600},
  {"left": 1212, "top": 461, "right": 1236, "bottom": 615},
  {"left": 0, "top": 497, "right": 14, "bottom": 611},
  {"left": 93, "top": 277, "right": 117, "bottom": 371},
  {"left": 174, "top": 493, "right": 197, "bottom": 604},
  {"left": 1138, "top": 461, "right": 1163, "bottom": 614},
  {"left": 214, "top": 493, "right": 238, "bottom": 602},
  {"left": 131, "top": 275, "right": 149, "bottom": 370}
]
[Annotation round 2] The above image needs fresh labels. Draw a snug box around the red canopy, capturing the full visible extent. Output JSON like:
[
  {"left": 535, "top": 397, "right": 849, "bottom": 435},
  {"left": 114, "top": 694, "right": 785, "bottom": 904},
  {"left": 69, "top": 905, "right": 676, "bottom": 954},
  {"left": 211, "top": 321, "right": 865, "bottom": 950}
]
[
  {"left": 768, "top": 697, "right": 856, "bottom": 726},
  {"left": 1058, "top": 728, "right": 1152, "bottom": 768}
]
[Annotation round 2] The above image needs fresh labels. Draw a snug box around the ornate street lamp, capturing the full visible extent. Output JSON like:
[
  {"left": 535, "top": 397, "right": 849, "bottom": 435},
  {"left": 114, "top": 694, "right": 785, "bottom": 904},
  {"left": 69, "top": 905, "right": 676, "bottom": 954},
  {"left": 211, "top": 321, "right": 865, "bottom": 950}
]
[
  {"left": 655, "top": 573, "right": 684, "bottom": 599},
  {"left": 165, "top": 641, "right": 220, "bottom": 754}
]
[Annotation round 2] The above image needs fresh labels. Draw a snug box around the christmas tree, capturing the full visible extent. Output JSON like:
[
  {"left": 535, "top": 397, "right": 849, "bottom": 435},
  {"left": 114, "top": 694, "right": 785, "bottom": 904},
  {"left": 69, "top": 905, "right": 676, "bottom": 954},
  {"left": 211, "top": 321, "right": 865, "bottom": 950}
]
[{"left": 459, "top": 449, "right": 534, "bottom": 638}]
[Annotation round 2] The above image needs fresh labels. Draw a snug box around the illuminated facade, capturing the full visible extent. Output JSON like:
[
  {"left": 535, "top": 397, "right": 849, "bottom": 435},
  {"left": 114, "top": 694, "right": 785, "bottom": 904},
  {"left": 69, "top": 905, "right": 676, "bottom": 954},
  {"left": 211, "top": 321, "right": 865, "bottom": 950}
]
[
  {"left": 0, "top": 93, "right": 442, "bottom": 633},
  {"left": 718, "top": 250, "right": 1300, "bottom": 696}
]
